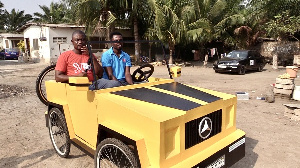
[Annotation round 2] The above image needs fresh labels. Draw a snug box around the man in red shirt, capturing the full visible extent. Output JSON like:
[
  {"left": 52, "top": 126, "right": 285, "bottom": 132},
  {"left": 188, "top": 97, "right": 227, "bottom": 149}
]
[{"left": 55, "top": 30, "right": 120, "bottom": 89}]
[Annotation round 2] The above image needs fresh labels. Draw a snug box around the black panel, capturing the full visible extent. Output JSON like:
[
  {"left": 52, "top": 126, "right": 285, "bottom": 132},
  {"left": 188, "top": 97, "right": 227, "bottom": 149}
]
[
  {"left": 112, "top": 87, "right": 201, "bottom": 111},
  {"left": 192, "top": 136, "right": 245, "bottom": 168},
  {"left": 185, "top": 110, "right": 222, "bottom": 149},
  {"left": 154, "top": 82, "right": 221, "bottom": 103}
]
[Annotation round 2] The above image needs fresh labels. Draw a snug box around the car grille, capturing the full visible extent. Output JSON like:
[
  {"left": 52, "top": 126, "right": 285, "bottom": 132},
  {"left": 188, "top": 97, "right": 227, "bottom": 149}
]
[{"left": 185, "top": 110, "right": 222, "bottom": 149}]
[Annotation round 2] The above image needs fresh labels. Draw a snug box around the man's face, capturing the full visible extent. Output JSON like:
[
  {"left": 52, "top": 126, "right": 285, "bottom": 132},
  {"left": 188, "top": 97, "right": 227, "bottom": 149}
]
[
  {"left": 111, "top": 35, "right": 123, "bottom": 51},
  {"left": 72, "top": 33, "right": 87, "bottom": 50}
]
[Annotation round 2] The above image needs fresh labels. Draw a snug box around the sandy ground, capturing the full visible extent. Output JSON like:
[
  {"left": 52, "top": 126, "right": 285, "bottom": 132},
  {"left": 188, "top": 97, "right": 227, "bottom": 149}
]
[{"left": 0, "top": 60, "right": 300, "bottom": 168}]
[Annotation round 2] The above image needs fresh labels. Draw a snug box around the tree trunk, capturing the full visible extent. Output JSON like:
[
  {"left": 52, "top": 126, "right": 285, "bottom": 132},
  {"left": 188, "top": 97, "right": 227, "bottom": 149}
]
[
  {"left": 272, "top": 53, "right": 278, "bottom": 69},
  {"left": 133, "top": 17, "right": 140, "bottom": 64},
  {"left": 149, "top": 43, "right": 152, "bottom": 62},
  {"left": 168, "top": 42, "right": 174, "bottom": 65}
]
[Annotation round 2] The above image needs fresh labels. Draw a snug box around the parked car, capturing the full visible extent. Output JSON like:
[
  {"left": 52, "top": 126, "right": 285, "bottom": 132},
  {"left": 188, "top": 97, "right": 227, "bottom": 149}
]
[
  {"left": 213, "top": 50, "right": 266, "bottom": 75},
  {"left": 0, "top": 51, "right": 4, "bottom": 60},
  {"left": 0, "top": 48, "right": 20, "bottom": 60}
]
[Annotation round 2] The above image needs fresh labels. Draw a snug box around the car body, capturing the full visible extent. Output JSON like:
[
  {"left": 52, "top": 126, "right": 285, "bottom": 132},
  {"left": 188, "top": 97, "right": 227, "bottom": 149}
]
[
  {"left": 0, "top": 48, "right": 20, "bottom": 60},
  {"left": 45, "top": 70, "right": 245, "bottom": 167},
  {"left": 213, "top": 50, "right": 265, "bottom": 74},
  {"left": 44, "top": 41, "right": 245, "bottom": 168},
  {"left": 0, "top": 51, "right": 4, "bottom": 60}
]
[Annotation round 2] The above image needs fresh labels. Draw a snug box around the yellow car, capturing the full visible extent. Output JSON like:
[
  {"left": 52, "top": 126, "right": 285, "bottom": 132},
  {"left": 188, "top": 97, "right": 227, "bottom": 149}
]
[{"left": 44, "top": 42, "right": 245, "bottom": 168}]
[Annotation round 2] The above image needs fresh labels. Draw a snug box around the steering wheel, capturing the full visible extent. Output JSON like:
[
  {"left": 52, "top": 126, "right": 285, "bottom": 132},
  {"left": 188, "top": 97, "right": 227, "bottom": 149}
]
[{"left": 132, "top": 63, "right": 154, "bottom": 82}]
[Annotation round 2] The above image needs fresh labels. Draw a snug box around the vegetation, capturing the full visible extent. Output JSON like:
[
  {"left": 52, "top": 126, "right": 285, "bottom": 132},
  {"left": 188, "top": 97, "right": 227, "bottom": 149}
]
[
  {"left": 0, "top": 0, "right": 299, "bottom": 65},
  {"left": 17, "top": 40, "right": 25, "bottom": 53}
]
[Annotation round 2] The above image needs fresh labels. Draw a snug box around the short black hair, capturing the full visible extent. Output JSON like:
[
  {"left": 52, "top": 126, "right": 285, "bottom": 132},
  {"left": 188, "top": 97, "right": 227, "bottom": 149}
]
[
  {"left": 109, "top": 31, "right": 122, "bottom": 40},
  {"left": 72, "top": 30, "right": 86, "bottom": 38}
]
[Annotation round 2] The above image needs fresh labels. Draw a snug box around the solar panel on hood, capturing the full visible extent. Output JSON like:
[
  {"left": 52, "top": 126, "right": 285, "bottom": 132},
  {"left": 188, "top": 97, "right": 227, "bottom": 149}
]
[
  {"left": 111, "top": 87, "right": 201, "bottom": 111},
  {"left": 154, "top": 82, "right": 221, "bottom": 103}
]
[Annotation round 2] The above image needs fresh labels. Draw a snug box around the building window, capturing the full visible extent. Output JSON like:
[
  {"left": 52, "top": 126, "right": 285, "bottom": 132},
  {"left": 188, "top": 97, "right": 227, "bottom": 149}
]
[
  {"left": 33, "top": 39, "right": 39, "bottom": 50},
  {"left": 53, "top": 37, "right": 67, "bottom": 43}
]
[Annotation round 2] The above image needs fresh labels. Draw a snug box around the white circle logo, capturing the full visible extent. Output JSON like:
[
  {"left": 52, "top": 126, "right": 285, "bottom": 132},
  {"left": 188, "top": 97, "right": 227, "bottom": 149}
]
[{"left": 198, "top": 117, "right": 212, "bottom": 139}]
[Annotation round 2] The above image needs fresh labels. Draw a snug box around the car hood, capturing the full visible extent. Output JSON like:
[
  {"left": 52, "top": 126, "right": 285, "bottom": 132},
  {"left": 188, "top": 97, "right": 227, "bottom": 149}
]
[
  {"left": 97, "top": 81, "right": 235, "bottom": 122},
  {"left": 218, "top": 57, "right": 243, "bottom": 63}
]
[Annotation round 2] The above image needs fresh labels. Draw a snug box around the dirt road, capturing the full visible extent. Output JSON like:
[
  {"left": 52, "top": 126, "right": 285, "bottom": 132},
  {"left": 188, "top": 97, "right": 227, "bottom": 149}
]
[{"left": 0, "top": 60, "right": 299, "bottom": 168}]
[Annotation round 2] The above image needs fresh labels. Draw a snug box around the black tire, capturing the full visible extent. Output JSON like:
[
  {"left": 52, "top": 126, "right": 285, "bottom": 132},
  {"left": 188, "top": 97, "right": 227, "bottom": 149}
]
[
  {"left": 215, "top": 70, "right": 219, "bottom": 73},
  {"left": 94, "top": 138, "right": 139, "bottom": 168},
  {"left": 36, "top": 64, "right": 56, "bottom": 105},
  {"left": 257, "top": 64, "right": 264, "bottom": 72},
  {"left": 48, "top": 107, "right": 71, "bottom": 158},
  {"left": 238, "top": 66, "right": 245, "bottom": 75}
]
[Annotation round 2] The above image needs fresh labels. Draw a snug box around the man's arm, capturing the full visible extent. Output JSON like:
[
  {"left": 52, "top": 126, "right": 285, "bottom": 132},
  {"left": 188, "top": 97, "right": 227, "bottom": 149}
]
[
  {"left": 104, "top": 67, "right": 118, "bottom": 81},
  {"left": 91, "top": 55, "right": 103, "bottom": 78},
  {"left": 125, "top": 66, "right": 133, "bottom": 84},
  {"left": 55, "top": 70, "right": 87, "bottom": 83}
]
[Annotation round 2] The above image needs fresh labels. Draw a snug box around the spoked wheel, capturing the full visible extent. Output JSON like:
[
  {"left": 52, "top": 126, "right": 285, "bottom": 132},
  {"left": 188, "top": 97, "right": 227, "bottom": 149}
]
[
  {"left": 36, "top": 64, "right": 56, "bottom": 105},
  {"left": 48, "top": 107, "right": 70, "bottom": 158},
  {"left": 95, "top": 138, "right": 139, "bottom": 168}
]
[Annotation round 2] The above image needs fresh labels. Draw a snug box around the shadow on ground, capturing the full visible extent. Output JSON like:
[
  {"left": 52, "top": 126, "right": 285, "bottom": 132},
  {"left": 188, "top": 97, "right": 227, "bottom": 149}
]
[{"left": 231, "top": 136, "right": 259, "bottom": 168}]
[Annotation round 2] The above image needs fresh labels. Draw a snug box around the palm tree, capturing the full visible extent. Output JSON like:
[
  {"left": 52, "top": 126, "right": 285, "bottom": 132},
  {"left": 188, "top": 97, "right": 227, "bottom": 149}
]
[
  {"left": 3, "top": 9, "right": 32, "bottom": 33},
  {"left": 147, "top": 0, "right": 191, "bottom": 64},
  {"left": 33, "top": 2, "right": 67, "bottom": 24},
  {"left": 0, "top": 1, "right": 5, "bottom": 30},
  {"left": 249, "top": 0, "right": 300, "bottom": 69}
]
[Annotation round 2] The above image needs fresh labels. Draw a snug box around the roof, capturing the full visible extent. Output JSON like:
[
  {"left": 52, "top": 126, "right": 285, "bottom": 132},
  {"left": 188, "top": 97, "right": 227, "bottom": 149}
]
[
  {"left": 17, "top": 22, "right": 85, "bottom": 32},
  {"left": 0, "top": 33, "right": 24, "bottom": 38}
]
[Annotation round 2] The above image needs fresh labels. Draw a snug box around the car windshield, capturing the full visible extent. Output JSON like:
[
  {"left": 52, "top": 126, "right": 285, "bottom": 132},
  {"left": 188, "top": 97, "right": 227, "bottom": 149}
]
[
  {"left": 226, "top": 51, "right": 248, "bottom": 59},
  {"left": 6, "top": 48, "right": 19, "bottom": 52}
]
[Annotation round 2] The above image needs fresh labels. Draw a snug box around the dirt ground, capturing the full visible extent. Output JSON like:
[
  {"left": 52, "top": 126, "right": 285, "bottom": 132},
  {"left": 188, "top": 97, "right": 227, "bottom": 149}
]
[{"left": 0, "top": 60, "right": 299, "bottom": 168}]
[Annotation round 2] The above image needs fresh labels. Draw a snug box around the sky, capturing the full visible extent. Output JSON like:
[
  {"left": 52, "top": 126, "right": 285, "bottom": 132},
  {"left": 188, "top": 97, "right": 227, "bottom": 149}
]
[{"left": 1, "top": 0, "right": 61, "bottom": 15}]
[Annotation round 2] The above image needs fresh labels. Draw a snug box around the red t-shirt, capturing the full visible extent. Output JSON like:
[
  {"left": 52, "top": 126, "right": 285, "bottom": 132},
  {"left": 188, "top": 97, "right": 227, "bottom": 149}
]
[{"left": 55, "top": 50, "right": 90, "bottom": 76}]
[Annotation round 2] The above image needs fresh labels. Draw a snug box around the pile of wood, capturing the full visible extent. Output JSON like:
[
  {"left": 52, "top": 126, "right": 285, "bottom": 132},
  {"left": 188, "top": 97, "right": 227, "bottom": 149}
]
[{"left": 273, "top": 78, "right": 295, "bottom": 97}]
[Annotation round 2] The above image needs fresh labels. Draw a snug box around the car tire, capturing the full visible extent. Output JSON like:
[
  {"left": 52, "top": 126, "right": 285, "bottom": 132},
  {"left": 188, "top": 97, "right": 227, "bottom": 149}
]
[
  {"left": 48, "top": 107, "right": 71, "bottom": 158},
  {"left": 238, "top": 66, "right": 246, "bottom": 75},
  {"left": 94, "top": 138, "right": 139, "bottom": 168},
  {"left": 257, "top": 64, "right": 264, "bottom": 72},
  {"left": 215, "top": 70, "right": 219, "bottom": 73}
]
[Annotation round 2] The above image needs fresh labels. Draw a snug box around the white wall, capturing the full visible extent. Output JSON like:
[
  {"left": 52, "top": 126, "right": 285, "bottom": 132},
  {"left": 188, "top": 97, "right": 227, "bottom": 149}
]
[
  {"left": 23, "top": 26, "right": 84, "bottom": 63},
  {"left": 24, "top": 26, "right": 43, "bottom": 62},
  {"left": 48, "top": 27, "right": 79, "bottom": 64}
]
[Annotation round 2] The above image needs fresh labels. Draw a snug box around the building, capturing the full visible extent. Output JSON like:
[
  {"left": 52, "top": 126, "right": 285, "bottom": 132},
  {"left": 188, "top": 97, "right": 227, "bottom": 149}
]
[
  {"left": 18, "top": 23, "right": 135, "bottom": 64},
  {"left": 0, "top": 33, "right": 24, "bottom": 50},
  {"left": 18, "top": 23, "right": 85, "bottom": 63}
]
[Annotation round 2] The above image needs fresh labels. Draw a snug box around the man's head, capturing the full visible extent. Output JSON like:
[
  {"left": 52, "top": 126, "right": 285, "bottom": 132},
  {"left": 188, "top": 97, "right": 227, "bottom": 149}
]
[
  {"left": 71, "top": 30, "right": 87, "bottom": 51},
  {"left": 110, "top": 31, "right": 123, "bottom": 51}
]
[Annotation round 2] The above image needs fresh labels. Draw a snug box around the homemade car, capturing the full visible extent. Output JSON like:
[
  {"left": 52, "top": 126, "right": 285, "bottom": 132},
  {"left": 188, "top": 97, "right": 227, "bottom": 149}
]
[
  {"left": 213, "top": 50, "right": 265, "bottom": 75},
  {"left": 43, "top": 41, "right": 245, "bottom": 168}
]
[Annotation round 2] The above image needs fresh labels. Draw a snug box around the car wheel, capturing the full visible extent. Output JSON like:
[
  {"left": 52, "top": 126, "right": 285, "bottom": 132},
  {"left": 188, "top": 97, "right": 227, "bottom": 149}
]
[
  {"left": 238, "top": 66, "right": 246, "bottom": 75},
  {"left": 257, "top": 64, "right": 264, "bottom": 72},
  {"left": 48, "top": 107, "right": 71, "bottom": 158},
  {"left": 215, "top": 70, "right": 219, "bottom": 73},
  {"left": 94, "top": 138, "right": 139, "bottom": 168}
]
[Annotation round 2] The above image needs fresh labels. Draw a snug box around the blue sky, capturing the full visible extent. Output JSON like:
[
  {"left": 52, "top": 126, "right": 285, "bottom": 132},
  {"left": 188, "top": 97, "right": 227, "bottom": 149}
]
[{"left": 1, "top": 0, "right": 61, "bottom": 15}]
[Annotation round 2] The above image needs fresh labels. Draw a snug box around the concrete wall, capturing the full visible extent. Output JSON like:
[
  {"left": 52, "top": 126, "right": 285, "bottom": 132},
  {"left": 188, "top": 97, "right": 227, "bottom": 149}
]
[
  {"left": 23, "top": 26, "right": 84, "bottom": 63},
  {"left": 258, "top": 41, "right": 300, "bottom": 65}
]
